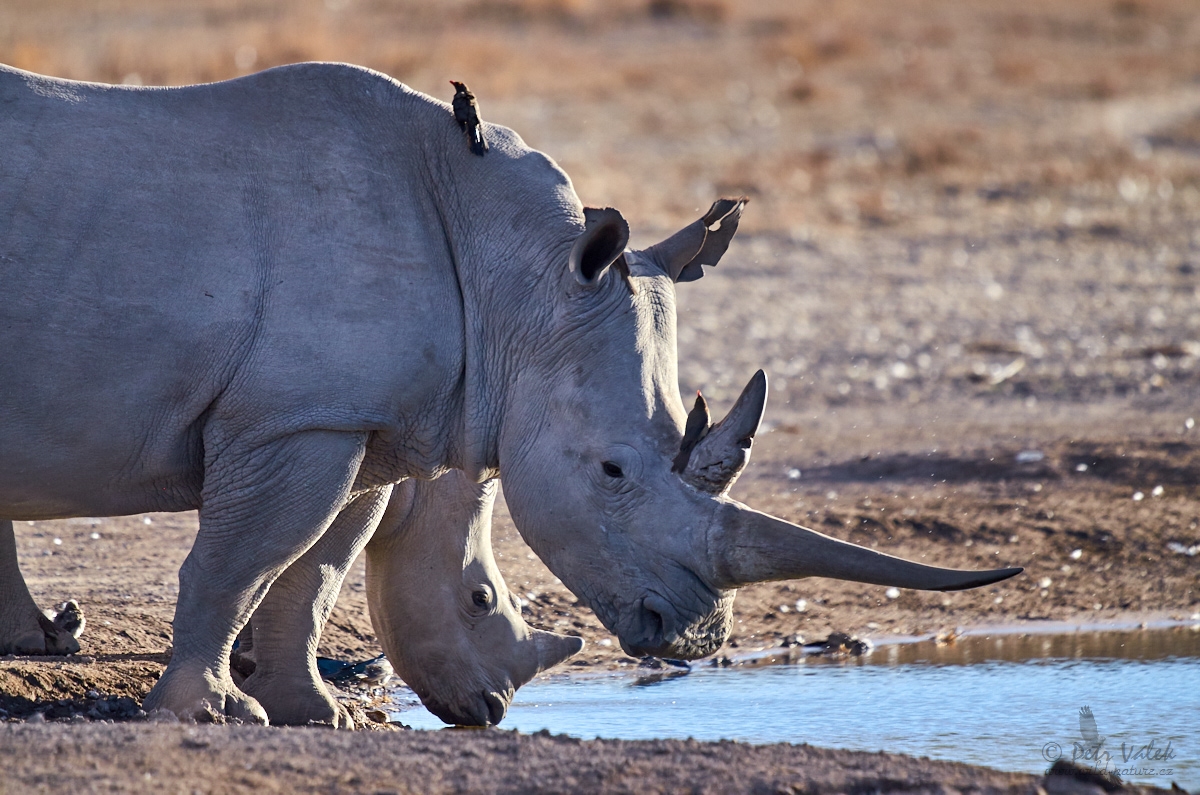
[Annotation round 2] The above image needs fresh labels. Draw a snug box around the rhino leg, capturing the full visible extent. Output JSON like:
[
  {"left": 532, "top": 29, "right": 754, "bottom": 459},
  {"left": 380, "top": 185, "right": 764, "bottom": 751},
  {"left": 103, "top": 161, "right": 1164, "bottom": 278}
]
[
  {"left": 143, "top": 430, "right": 367, "bottom": 724},
  {"left": 240, "top": 486, "right": 391, "bottom": 729},
  {"left": 0, "top": 519, "right": 80, "bottom": 656}
]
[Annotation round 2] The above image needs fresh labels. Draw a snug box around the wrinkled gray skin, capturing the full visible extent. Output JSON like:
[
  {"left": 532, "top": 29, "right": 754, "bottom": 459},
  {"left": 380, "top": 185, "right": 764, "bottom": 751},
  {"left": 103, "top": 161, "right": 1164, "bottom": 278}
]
[
  {"left": 235, "top": 472, "right": 580, "bottom": 727},
  {"left": 0, "top": 62, "right": 1019, "bottom": 722}
]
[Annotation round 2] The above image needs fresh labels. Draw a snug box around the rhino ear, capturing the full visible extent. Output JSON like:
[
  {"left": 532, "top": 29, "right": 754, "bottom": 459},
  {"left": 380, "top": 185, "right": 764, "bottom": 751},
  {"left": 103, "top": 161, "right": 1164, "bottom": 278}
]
[
  {"left": 570, "top": 207, "right": 630, "bottom": 285},
  {"left": 645, "top": 197, "right": 747, "bottom": 283}
]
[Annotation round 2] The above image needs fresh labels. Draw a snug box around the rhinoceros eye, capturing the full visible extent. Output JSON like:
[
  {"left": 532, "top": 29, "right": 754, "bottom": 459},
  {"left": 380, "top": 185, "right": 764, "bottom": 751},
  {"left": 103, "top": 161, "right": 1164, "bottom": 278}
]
[
  {"left": 472, "top": 589, "right": 492, "bottom": 609},
  {"left": 601, "top": 461, "right": 624, "bottom": 479}
]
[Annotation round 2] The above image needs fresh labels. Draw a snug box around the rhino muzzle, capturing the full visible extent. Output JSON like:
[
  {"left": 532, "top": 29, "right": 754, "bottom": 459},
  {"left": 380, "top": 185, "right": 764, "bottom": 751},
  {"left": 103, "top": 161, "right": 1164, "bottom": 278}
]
[
  {"left": 617, "top": 592, "right": 735, "bottom": 660},
  {"left": 421, "top": 689, "right": 510, "bottom": 727}
]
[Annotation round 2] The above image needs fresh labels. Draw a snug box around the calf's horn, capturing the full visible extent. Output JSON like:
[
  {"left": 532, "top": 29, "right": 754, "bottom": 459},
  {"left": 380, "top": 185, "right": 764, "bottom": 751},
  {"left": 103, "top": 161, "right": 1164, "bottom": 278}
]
[
  {"left": 708, "top": 501, "right": 1023, "bottom": 591},
  {"left": 676, "top": 370, "right": 768, "bottom": 495},
  {"left": 530, "top": 629, "right": 584, "bottom": 675}
]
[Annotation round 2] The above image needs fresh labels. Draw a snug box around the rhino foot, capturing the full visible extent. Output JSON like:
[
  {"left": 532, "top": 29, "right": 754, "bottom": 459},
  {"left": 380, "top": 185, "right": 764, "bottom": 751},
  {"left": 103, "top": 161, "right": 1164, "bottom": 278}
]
[
  {"left": 0, "top": 604, "right": 80, "bottom": 656},
  {"left": 143, "top": 666, "right": 269, "bottom": 724},
  {"left": 240, "top": 670, "right": 353, "bottom": 729}
]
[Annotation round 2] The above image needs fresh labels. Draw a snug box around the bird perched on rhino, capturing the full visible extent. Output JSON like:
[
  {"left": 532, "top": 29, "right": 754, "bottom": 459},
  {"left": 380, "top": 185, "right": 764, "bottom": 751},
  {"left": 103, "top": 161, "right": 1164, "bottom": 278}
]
[{"left": 450, "top": 80, "right": 488, "bottom": 156}]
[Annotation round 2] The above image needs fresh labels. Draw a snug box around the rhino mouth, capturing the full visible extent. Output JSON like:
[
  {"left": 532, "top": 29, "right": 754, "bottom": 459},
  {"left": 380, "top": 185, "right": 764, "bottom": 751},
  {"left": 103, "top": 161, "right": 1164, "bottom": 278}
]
[
  {"left": 482, "top": 690, "right": 508, "bottom": 725},
  {"left": 421, "top": 688, "right": 510, "bottom": 727}
]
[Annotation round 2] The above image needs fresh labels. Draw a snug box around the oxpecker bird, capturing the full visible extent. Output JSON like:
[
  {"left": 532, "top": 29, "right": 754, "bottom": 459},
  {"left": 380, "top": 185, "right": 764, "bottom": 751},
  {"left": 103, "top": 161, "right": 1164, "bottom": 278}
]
[
  {"left": 450, "top": 81, "right": 488, "bottom": 156},
  {"left": 51, "top": 599, "right": 85, "bottom": 639}
]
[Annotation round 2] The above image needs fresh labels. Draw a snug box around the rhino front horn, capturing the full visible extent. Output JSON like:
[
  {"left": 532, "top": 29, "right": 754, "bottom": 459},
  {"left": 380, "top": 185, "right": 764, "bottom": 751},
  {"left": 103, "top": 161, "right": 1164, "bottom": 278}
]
[
  {"left": 708, "top": 501, "right": 1023, "bottom": 591},
  {"left": 674, "top": 370, "right": 767, "bottom": 495}
]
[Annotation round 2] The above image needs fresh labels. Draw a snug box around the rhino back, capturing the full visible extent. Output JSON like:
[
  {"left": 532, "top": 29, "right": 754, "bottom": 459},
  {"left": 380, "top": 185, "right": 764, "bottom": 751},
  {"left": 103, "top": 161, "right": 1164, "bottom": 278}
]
[{"left": 0, "top": 64, "right": 464, "bottom": 518}]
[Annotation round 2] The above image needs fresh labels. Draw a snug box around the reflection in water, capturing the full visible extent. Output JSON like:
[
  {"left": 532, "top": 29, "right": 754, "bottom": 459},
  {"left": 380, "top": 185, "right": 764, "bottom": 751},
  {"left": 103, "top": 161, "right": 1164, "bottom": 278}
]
[
  {"left": 848, "top": 625, "right": 1200, "bottom": 667},
  {"left": 393, "top": 628, "right": 1200, "bottom": 788}
]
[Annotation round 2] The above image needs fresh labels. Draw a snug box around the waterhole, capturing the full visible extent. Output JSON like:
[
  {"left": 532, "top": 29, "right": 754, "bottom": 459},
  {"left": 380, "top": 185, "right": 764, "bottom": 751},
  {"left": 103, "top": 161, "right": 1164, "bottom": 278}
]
[{"left": 392, "top": 626, "right": 1200, "bottom": 788}]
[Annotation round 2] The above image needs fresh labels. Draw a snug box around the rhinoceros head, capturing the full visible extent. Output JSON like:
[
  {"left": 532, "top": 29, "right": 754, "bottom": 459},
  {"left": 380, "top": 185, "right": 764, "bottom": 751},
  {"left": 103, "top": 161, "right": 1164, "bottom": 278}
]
[
  {"left": 497, "top": 198, "right": 1021, "bottom": 660},
  {"left": 365, "top": 472, "right": 581, "bottom": 726}
]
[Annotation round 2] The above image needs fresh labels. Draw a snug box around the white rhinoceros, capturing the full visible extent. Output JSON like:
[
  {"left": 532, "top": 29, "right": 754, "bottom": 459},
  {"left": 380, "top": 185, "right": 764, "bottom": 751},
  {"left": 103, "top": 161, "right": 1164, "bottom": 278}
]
[
  {"left": 0, "top": 61, "right": 1020, "bottom": 723},
  {"left": 232, "top": 470, "right": 581, "bottom": 727}
]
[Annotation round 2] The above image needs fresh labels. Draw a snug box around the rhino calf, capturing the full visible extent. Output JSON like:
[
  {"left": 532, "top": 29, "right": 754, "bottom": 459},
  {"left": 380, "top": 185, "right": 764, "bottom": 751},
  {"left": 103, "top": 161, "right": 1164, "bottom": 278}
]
[
  {"left": 235, "top": 471, "right": 579, "bottom": 727},
  {"left": 2, "top": 473, "right": 578, "bottom": 727}
]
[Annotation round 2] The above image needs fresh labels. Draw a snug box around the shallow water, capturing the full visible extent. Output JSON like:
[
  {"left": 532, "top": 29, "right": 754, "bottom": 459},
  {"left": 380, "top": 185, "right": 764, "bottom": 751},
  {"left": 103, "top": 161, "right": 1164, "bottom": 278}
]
[{"left": 394, "top": 628, "right": 1200, "bottom": 788}]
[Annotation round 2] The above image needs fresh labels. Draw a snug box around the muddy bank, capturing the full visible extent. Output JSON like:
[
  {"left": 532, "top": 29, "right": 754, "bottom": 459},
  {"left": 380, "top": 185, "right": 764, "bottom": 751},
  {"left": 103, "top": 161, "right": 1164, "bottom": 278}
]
[{"left": 0, "top": 722, "right": 1153, "bottom": 795}]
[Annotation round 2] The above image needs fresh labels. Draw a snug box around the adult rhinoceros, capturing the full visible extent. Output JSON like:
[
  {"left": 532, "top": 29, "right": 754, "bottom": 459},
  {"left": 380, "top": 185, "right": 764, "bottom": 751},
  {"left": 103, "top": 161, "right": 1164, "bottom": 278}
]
[{"left": 0, "top": 62, "right": 1019, "bottom": 723}]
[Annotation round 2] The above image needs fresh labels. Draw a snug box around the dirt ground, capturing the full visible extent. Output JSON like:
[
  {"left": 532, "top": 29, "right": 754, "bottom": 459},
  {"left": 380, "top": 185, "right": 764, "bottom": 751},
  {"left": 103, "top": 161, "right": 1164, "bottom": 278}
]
[{"left": 3, "top": 0, "right": 1200, "bottom": 791}]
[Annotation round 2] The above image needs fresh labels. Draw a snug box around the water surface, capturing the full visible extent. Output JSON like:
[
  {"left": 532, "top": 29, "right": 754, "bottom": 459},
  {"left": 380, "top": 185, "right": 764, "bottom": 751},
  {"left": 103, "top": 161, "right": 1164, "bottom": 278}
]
[{"left": 395, "top": 628, "right": 1200, "bottom": 788}]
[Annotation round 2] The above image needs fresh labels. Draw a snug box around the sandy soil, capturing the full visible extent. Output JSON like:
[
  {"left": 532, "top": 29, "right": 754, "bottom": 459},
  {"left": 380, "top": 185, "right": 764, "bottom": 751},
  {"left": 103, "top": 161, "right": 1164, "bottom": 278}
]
[{"left": 3, "top": 0, "right": 1200, "bottom": 791}]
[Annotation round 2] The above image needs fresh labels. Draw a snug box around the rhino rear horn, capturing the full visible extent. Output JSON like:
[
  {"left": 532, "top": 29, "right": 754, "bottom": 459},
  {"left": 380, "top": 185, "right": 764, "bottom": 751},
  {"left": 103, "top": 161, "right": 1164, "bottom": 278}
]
[
  {"left": 672, "top": 392, "right": 711, "bottom": 473},
  {"left": 646, "top": 197, "right": 747, "bottom": 282},
  {"left": 677, "top": 370, "right": 767, "bottom": 494},
  {"left": 570, "top": 207, "right": 630, "bottom": 284},
  {"left": 708, "top": 501, "right": 1024, "bottom": 591}
]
